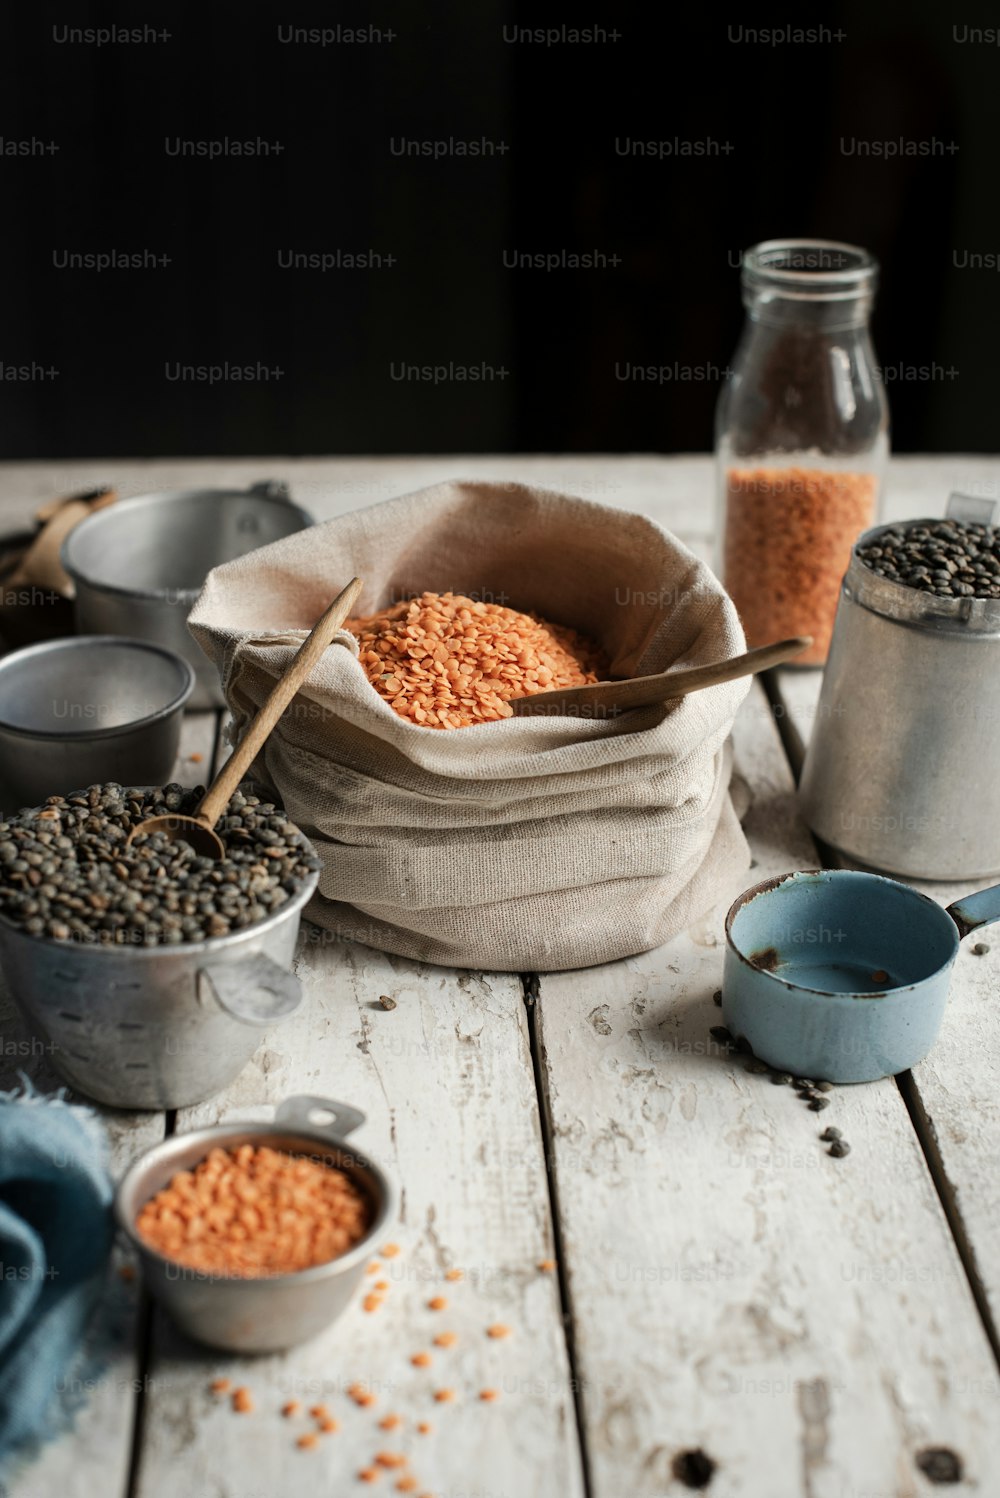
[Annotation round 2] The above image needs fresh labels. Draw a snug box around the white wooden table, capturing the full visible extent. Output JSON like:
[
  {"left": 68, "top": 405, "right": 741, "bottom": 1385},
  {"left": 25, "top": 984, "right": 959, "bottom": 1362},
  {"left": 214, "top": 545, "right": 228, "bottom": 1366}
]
[{"left": 2, "top": 455, "right": 1000, "bottom": 1498}]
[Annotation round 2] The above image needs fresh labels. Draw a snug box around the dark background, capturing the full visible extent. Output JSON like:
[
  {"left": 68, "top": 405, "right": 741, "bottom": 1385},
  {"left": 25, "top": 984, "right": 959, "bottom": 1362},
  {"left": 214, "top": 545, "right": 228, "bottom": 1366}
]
[{"left": 0, "top": 1, "right": 995, "bottom": 458}]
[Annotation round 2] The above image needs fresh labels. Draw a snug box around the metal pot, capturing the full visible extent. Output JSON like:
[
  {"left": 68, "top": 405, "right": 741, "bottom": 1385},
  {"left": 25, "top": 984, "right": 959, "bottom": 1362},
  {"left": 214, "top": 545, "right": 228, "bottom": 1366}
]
[
  {"left": 61, "top": 483, "right": 313, "bottom": 708},
  {"left": 0, "top": 636, "right": 195, "bottom": 808},
  {"left": 0, "top": 867, "right": 319, "bottom": 1109},
  {"left": 723, "top": 869, "right": 1000, "bottom": 1082},
  {"left": 799, "top": 519, "right": 1000, "bottom": 879},
  {"left": 115, "top": 1095, "right": 398, "bottom": 1352}
]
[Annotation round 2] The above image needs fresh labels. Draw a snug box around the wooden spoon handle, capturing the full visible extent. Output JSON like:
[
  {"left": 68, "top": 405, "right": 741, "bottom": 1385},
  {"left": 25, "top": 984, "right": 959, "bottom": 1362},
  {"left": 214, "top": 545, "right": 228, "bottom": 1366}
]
[
  {"left": 511, "top": 636, "right": 811, "bottom": 717},
  {"left": 626, "top": 635, "right": 813, "bottom": 704},
  {"left": 197, "top": 576, "right": 363, "bottom": 827}
]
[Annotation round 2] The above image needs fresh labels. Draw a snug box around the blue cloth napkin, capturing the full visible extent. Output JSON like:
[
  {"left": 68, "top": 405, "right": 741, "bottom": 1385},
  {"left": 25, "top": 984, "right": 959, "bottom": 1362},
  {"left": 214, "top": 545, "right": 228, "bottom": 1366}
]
[{"left": 0, "top": 1080, "right": 114, "bottom": 1466}]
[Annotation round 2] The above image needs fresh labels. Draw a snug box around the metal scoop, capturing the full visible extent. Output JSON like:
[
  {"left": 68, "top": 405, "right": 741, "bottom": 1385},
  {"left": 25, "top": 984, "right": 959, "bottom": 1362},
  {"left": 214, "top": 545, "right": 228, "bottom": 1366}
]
[{"left": 127, "top": 576, "right": 364, "bottom": 858}]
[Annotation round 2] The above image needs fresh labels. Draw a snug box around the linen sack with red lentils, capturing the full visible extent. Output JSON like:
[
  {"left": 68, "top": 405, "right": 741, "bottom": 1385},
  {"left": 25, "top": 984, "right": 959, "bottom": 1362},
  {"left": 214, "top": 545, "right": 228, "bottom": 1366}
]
[{"left": 188, "top": 480, "right": 751, "bottom": 971}]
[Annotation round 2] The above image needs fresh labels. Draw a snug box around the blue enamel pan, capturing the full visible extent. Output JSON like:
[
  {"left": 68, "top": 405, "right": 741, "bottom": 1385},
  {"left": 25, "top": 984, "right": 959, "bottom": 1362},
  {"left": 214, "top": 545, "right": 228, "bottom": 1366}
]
[{"left": 722, "top": 869, "right": 1000, "bottom": 1083}]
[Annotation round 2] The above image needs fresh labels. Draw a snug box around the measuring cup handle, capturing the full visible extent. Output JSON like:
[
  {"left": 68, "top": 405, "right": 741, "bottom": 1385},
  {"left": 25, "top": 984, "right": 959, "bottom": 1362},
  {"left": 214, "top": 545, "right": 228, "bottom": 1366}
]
[
  {"left": 946, "top": 882, "right": 1000, "bottom": 940},
  {"left": 275, "top": 1095, "right": 367, "bottom": 1139}
]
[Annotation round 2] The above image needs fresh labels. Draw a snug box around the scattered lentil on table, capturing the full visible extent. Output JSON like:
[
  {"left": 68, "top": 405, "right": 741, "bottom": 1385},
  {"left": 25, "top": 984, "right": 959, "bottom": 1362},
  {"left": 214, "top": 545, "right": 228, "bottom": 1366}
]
[
  {"left": 724, "top": 466, "right": 877, "bottom": 664},
  {"left": 135, "top": 1143, "right": 371, "bottom": 1276},
  {"left": 857, "top": 518, "right": 1000, "bottom": 598},
  {"left": 0, "top": 784, "right": 320, "bottom": 947},
  {"left": 348, "top": 591, "right": 608, "bottom": 727}
]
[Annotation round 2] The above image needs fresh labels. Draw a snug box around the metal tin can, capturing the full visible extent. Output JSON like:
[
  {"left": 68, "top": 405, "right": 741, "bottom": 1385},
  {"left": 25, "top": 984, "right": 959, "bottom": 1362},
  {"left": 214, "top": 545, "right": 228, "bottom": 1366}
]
[{"left": 799, "top": 520, "right": 1000, "bottom": 879}]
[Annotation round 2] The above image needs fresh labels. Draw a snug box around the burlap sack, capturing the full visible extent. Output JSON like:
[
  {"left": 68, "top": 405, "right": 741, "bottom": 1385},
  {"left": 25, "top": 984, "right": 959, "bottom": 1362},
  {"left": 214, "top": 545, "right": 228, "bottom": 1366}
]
[{"left": 188, "top": 480, "right": 751, "bottom": 971}]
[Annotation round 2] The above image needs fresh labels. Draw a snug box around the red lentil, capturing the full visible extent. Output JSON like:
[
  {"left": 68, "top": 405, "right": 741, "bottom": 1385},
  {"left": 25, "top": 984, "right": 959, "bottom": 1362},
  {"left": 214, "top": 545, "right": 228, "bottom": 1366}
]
[
  {"left": 135, "top": 1144, "right": 371, "bottom": 1277},
  {"left": 427, "top": 1296, "right": 448, "bottom": 1311},
  {"left": 432, "top": 1332, "right": 457, "bottom": 1349},
  {"left": 231, "top": 1387, "right": 254, "bottom": 1414},
  {"left": 723, "top": 466, "right": 877, "bottom": 665},
  {"left": 348, "top": 592, "right": 607, "bottom": 729},
  {"left": 486, "top": 1323, "right": 511, "bottom": 1339}
]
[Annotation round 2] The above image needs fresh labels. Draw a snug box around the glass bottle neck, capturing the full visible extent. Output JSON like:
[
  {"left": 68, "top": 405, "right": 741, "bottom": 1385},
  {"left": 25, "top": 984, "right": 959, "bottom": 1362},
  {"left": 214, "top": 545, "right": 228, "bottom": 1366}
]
[
  {"left": 740, "top": 238, "right": 878, "bottom": 332},
  {"left": 744, "top": 291, "right": 875, "bottom": 332}
]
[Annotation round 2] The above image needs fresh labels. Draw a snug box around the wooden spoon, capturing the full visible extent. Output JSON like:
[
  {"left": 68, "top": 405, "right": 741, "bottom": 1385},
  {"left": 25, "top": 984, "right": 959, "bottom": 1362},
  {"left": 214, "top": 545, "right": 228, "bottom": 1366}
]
[
  {"left": 127, "top": 576, "right": 364, "bottom": 858},
  {"left": 509, "top": 636, "right": 811, "bottom": 718}
]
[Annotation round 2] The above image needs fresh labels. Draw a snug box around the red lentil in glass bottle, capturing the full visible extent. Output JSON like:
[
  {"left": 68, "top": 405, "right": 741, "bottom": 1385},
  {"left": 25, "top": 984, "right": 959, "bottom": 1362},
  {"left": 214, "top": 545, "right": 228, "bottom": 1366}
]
[{"left": 716, "top": 239, "right": 889, "bottom": 665}]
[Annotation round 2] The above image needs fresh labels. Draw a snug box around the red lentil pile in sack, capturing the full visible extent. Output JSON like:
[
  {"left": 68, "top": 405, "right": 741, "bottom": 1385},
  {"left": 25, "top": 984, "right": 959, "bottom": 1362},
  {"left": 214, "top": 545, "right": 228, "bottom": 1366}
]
[{"left": 188, "top": 481, "right": 751, "bottom": 971}]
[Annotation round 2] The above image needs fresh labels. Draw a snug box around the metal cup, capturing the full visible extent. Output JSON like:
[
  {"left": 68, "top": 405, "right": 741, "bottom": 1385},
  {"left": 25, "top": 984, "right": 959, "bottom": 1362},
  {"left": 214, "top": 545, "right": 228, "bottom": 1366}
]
[
  {"left": 62, "top": 483, "right": 313, "bottom": 708},
  {"left": 0, "top": 636, "right": 194, "bottom": 808},
  {"left": 115, "top": 1095, "right": 398, "bottom": 1352}
]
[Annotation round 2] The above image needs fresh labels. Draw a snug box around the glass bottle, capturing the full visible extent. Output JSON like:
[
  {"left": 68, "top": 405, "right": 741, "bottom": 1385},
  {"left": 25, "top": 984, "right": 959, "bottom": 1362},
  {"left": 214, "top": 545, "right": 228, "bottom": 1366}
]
[{"left": 715, "top": 239, "right": 889, "bottom": 666}]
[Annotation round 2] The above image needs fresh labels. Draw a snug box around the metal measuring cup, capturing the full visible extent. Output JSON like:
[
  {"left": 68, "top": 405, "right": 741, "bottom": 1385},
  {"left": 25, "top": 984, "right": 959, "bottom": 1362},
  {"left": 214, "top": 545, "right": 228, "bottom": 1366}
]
[{"left": 115, "top": 1095, "right": 398, "bottom": 1352}]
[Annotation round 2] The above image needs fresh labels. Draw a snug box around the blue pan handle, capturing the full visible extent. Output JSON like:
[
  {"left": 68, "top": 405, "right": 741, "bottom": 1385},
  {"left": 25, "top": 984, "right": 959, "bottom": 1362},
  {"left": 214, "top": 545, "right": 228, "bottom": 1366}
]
[{"left": 947, "top": 882, "right": 1000, "bottom": 940}]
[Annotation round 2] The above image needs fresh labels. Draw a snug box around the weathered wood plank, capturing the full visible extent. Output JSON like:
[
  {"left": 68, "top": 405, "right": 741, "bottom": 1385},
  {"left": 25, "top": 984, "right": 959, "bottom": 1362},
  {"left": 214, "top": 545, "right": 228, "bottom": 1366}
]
[
  {"left": 0, "top": 710, "right": 218, "bottom": 1498},
  {"left": 132, "top": 948, "right": 584, "bottom": 1498},
  {"left": 776, "top": 662, "right": 1000, "bottom": 1345},
  {"left": 535, "top": 682, "right": 1000, "bottom": 1497}
]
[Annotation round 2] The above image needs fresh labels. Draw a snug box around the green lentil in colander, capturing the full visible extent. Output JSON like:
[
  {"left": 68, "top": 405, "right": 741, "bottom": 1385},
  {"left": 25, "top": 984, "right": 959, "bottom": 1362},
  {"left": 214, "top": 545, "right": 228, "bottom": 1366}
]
[{"left": 0, "top": 783, "right": 320, "bottom": 947}]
